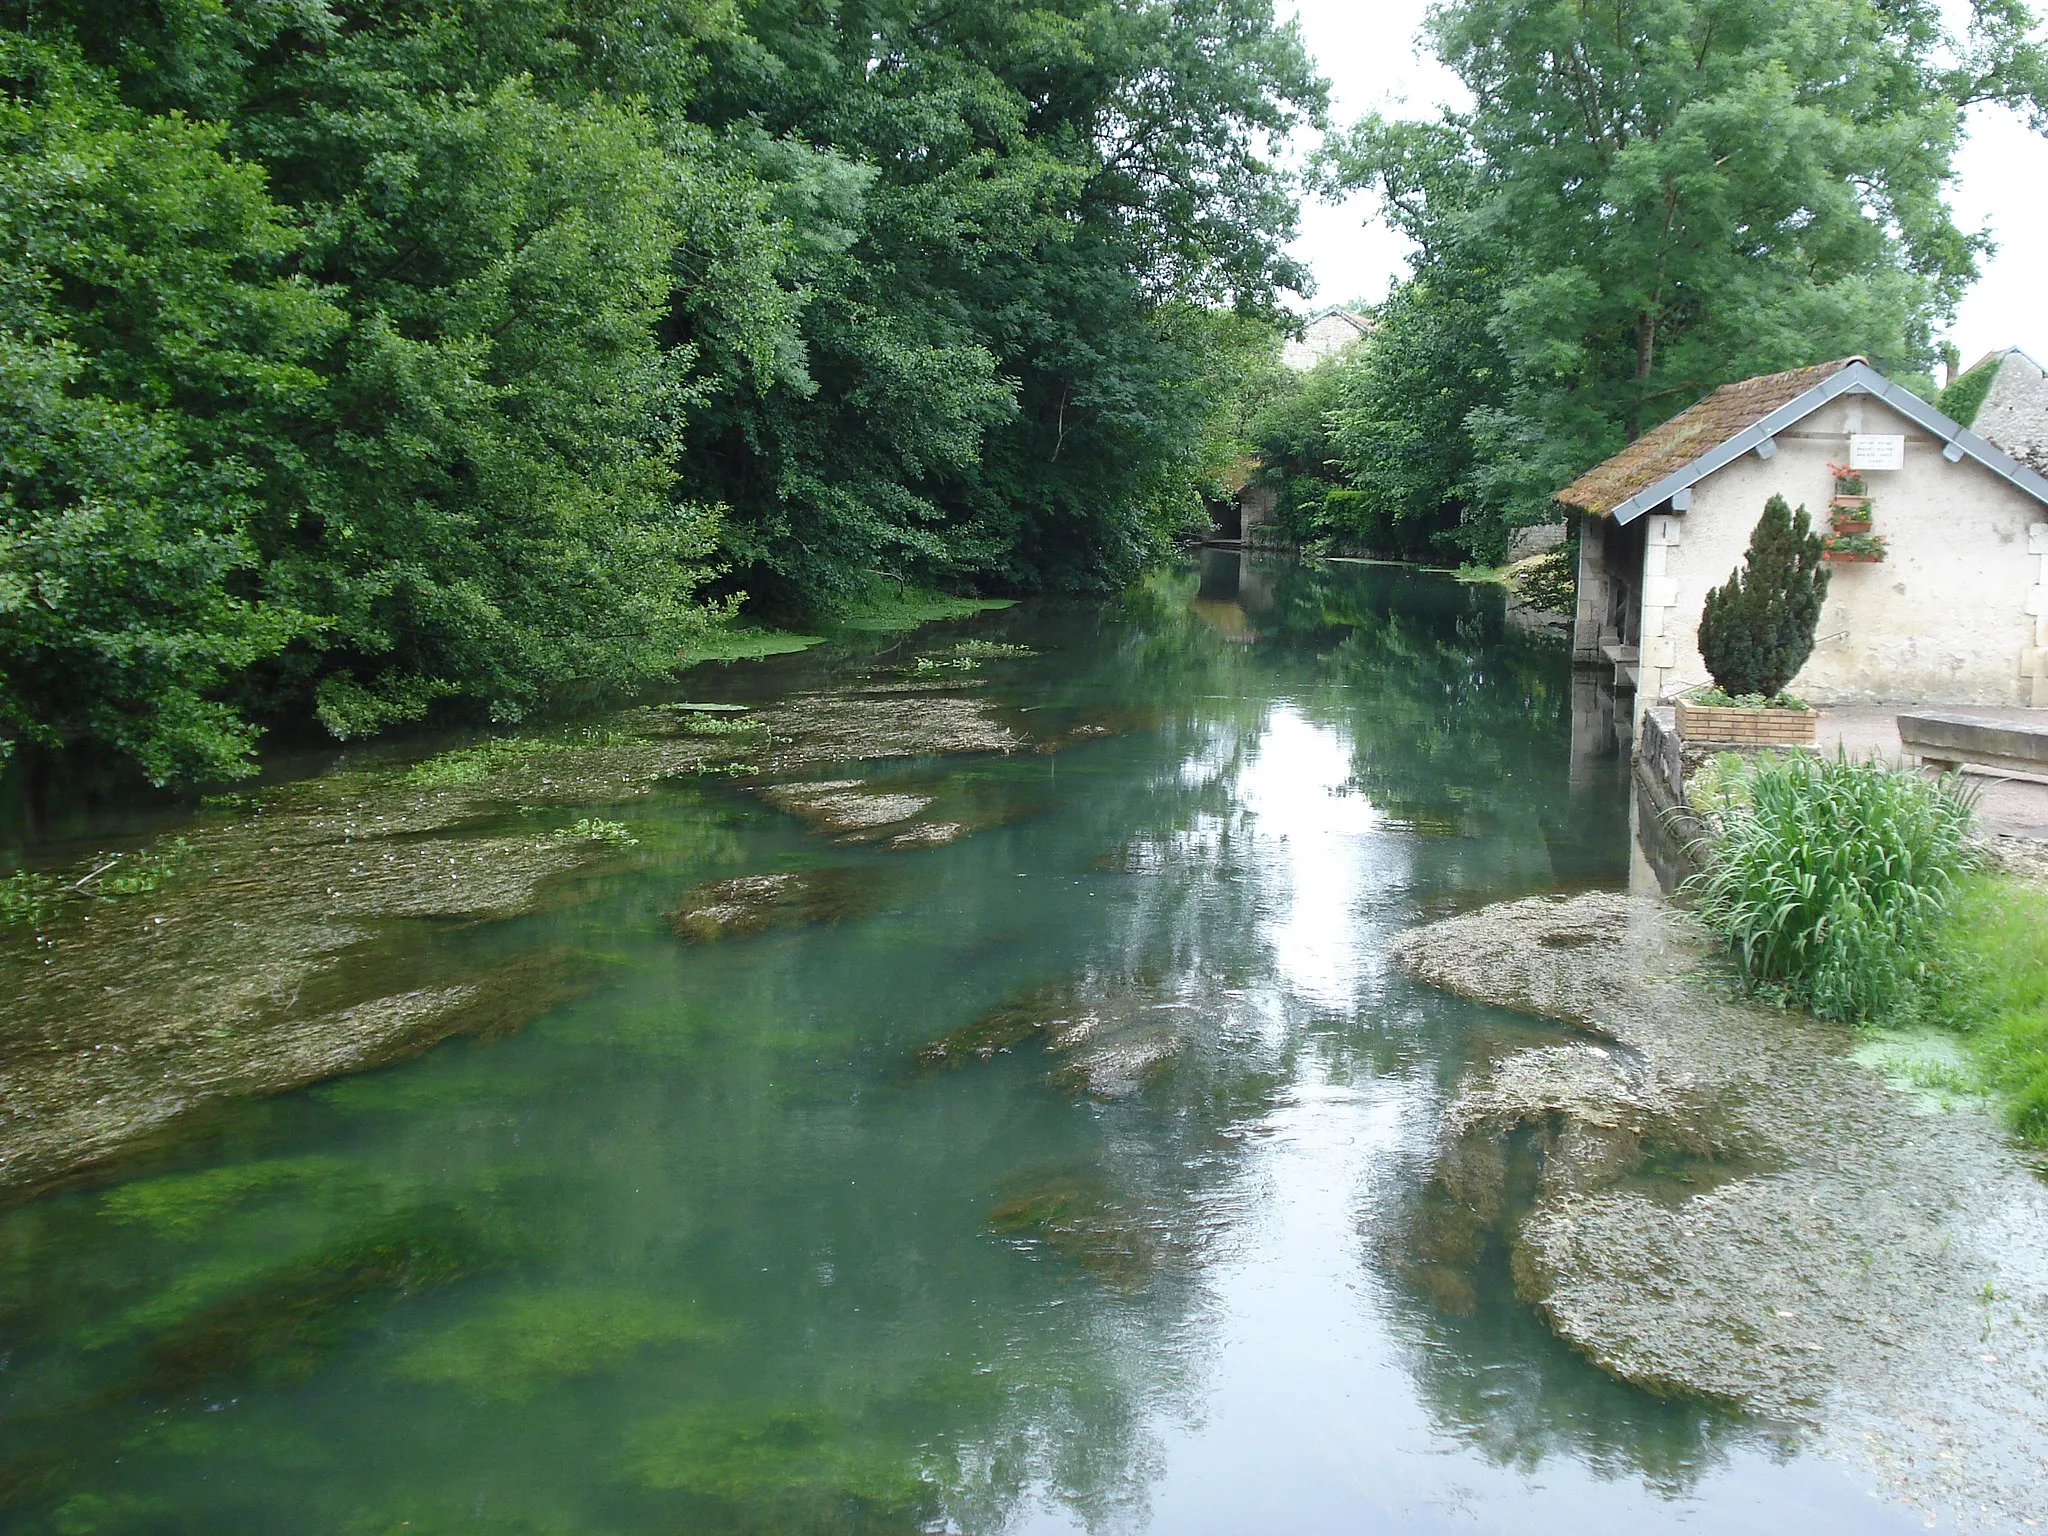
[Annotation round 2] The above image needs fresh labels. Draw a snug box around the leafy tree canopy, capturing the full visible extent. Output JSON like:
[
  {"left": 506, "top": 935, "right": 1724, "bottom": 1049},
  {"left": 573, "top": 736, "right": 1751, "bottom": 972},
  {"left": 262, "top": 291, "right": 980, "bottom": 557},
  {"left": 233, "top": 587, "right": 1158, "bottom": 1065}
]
[
  {"left": 0, "top": 0, "right": 1321, "bottom": 782},
  {"left": 1321, "top": 0, "right": 2048, "bottom": 557}
]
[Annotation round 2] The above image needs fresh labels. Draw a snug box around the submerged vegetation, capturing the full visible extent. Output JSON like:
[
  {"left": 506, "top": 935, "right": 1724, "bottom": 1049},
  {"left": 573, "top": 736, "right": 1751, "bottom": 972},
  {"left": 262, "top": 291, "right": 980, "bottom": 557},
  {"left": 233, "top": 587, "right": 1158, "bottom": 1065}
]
[{"left": 0, "top": 838, "right": 192, "bottom": 929}]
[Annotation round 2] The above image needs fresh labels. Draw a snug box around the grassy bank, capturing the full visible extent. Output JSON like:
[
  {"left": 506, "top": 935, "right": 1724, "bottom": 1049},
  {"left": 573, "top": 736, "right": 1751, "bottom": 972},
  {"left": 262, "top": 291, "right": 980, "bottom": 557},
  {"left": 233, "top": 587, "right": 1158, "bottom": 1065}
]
[
  {"left": 1934, "top": 876, "right": 2048, "bottom": 1140},
  {"left": 678, "top": 588, "right": 1018, "bottom": 670},
  {"left": 1686, "top": 752, "right": 2048, "bottom": 1144}
]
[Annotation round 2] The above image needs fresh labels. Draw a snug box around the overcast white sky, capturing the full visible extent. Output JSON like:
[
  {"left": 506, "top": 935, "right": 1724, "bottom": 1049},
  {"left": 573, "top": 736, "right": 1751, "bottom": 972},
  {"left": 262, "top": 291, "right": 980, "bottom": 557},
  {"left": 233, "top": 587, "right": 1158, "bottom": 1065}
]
[{"left": 1281, "top": 0, "right": 2048, "bottom": 371}]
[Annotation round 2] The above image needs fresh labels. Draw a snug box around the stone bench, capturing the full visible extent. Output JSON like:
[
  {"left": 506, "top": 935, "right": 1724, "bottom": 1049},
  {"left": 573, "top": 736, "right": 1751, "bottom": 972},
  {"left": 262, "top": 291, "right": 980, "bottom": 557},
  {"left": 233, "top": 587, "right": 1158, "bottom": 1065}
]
[{"left": 1897, "top": 711, "right": 2048, "bottom": 776}]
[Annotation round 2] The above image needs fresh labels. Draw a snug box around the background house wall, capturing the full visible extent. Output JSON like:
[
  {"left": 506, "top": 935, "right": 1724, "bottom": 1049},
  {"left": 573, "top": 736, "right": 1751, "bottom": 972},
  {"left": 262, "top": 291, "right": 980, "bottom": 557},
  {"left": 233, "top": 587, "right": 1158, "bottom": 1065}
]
[
  {"left": 1975, "top": 349, "right": 2048, "bottom": 471},
  {"left": 1639, "top": 395, "right": 2048, "bottom": 706},
  {"left": 1282, "top": 309, "right": 1370, "bottom": 370}
]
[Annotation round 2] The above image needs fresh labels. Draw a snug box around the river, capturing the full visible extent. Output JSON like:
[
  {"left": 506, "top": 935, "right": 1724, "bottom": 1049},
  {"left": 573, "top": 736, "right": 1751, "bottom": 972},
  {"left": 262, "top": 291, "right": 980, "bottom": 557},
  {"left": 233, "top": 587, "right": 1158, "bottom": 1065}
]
[{"left": 0, "top": 554, "right": 1935, "bottom": 1532}]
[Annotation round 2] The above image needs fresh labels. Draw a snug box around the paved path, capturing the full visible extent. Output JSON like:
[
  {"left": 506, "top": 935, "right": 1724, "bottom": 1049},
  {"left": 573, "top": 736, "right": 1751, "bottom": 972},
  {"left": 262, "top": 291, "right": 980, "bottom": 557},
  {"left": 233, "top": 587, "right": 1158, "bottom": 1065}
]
[{"left": 1819, "top": 706, "right": 2048, "bottom": 841}]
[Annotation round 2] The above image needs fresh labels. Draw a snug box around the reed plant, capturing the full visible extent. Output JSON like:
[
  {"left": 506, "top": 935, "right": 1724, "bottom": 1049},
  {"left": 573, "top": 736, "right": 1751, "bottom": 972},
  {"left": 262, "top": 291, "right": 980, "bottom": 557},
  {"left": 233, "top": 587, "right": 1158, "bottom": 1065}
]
[{"left": 1686, "top": 754, "right": 1975, "bottom": 1023}]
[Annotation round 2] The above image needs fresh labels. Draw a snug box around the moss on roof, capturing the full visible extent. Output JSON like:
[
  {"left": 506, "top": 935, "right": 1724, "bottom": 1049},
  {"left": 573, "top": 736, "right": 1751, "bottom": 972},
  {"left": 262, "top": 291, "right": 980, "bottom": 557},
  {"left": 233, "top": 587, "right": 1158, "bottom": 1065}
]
[{"left": 1555, "top": 359, "right": 1863, "bottom": 517}]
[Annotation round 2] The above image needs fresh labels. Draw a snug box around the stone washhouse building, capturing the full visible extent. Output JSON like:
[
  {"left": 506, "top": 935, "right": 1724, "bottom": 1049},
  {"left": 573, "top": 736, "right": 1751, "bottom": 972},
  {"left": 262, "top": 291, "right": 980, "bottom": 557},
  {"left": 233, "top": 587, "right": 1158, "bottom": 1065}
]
[{"left": 1558, "top": 357, "right": 2048, "bottom": 707}]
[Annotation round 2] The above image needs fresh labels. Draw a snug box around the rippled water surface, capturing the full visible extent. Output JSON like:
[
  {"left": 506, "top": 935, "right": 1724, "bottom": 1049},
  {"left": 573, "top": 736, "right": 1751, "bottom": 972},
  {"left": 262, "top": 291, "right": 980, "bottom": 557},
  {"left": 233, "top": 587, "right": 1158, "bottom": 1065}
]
[{"left": 0, "top": 557, "right": 1919, "bottom": 1533}]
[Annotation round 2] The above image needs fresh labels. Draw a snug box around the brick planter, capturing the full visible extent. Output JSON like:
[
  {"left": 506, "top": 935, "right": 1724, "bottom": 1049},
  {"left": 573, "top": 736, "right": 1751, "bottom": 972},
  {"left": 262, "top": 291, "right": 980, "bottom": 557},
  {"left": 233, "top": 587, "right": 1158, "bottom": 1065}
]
[{"left": 1674, "top": 699, "right": 1820, "bottom": 747}]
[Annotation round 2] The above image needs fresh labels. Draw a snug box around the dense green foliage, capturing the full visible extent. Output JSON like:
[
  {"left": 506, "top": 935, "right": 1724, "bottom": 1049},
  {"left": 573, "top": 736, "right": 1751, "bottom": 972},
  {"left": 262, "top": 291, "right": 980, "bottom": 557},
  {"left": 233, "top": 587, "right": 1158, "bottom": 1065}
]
[
  {"left": 1320, "top": 0, "right": 2048, "bottom": 558},
  {"left": 1244, "top": 352, "right": 1355, "bottom": 544},
  {"left": 1694, "top": 752, "right": 2048, "bottom": 1141},
  {"left": 0, "top": 0, "right": 1321, "bottom": 781},
  {"left": 1689, "top": 753, "right": 1975, "bottom": 1023},
  {"left": 1696, "top": 497, "right": 1829, "bottom": 699},
  {"left": 1936, "top": 350, "right": 2004, "bottom": 426},
  {"left": 0, "top": 35, "right": 329, "bottom": 780}
]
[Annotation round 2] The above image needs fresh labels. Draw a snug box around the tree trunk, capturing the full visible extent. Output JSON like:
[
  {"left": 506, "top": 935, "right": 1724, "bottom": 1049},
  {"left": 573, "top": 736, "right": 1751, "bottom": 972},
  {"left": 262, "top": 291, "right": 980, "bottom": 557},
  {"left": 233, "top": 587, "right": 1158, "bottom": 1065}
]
[{"left": 1627, "top": 310, "right": 1658, "bottom": 441}]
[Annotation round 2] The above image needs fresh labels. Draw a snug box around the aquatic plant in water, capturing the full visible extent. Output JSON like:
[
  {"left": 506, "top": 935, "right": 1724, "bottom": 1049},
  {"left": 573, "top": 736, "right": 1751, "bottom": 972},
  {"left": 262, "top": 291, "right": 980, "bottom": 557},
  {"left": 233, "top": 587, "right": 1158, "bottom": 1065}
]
[
  {"left": 987, "top": 1174, "right": 1163, "bottom": 1289},
  {"left": 549, "top": 818, "right": 638, "bottom": 845},
  {"left": 130, "top": 1205, "right": 500, "bottom": 1395},
  {"left": 0, "top": 839, "right": 194, "bottom": 928},
  {"left": 405, "top": 729, "right": 627, "bottom": 788},
  {"left": 395, "top": 1286, "right": 722, "bottom": 1399},
  {"left": 1686, "top": 754, "right": 1974, "bottom": 1022},
  {"left": 631, "top": 1405, "right": 935, "bottom": 1531},
  {"left": 98, "top": 1156, "right": 370, "bottom": 1242},
  {"left": 667, "top": 868, "right": 882, "bottom": 941}
]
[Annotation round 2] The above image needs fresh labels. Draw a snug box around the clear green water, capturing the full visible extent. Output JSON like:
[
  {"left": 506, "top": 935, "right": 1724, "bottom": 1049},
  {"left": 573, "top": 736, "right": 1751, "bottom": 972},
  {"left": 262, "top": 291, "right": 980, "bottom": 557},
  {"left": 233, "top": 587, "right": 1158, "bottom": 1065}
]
[{"left": 0, "top": 557, "right": 1914, "bottom": 1533}]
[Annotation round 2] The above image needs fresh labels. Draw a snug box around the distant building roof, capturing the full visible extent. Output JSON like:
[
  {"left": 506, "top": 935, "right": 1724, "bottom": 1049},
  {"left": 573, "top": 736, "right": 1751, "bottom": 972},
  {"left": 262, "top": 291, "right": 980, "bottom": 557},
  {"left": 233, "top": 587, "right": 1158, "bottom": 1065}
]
[{"left": 1555, "top": 358, "right": 2048, "bottom": 524}]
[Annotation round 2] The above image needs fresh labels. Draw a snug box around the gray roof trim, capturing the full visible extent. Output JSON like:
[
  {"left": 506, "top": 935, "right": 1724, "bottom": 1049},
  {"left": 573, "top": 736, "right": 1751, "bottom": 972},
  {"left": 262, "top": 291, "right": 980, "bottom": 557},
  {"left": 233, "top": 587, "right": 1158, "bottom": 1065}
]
[{"left": 1609, "top": 362, "right": 2048, "bottom": 525}]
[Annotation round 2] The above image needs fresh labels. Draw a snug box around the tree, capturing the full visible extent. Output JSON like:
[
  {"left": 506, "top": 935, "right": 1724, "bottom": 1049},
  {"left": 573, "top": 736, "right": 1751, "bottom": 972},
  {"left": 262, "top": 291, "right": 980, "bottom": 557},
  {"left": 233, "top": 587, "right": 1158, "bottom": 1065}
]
[
  {"left": 1697, "top": 496, "right": 1829, "bottom": 699},
  {"left": 681, "top": 0, "right": 1325, "bottom": 610},
  {"left": 0, "top": 35, "right": 330, "bottom": 782},
  {"left": 1245, "top": 351, "right": 1359, "bottom": 547},
  {"left": 0, "top": 0, "right": 1323, "bottom": 782},
  {"left": 1317, "top": 118, "right": 1509, "bottom": 558},
  {"left": 1324, "top": 0, "right": 2048, "bottom": 552}
]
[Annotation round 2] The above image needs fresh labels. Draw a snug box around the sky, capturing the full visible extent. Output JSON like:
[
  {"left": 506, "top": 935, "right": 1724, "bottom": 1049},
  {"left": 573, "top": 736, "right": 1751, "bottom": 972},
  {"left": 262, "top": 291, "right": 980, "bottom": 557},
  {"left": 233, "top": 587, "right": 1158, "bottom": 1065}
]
[{"left": 1281, "top": 0, "right": 2048, "bottom": 373}]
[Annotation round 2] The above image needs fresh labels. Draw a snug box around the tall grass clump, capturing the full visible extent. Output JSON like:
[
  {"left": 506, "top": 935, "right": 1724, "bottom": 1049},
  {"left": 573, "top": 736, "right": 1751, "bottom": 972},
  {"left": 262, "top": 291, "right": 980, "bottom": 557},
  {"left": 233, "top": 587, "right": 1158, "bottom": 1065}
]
[{"left": 1686, "top": 754, "right": 1975, "bottom": 1022}]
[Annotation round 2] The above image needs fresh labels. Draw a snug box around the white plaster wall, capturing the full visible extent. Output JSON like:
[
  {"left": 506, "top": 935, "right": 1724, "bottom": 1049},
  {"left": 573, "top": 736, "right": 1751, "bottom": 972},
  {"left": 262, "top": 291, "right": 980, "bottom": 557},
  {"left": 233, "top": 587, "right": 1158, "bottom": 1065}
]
[{"left": 1639, "top": 395, "right": 2048, "bottom": 706}]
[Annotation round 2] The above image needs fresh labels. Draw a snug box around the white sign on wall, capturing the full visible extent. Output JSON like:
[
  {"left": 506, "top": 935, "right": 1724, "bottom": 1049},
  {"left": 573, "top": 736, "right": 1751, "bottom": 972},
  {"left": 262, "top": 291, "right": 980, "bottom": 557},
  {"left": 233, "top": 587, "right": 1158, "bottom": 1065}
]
[{"left": 1849, "top": 434, "right": 1905, "bottom": 471}]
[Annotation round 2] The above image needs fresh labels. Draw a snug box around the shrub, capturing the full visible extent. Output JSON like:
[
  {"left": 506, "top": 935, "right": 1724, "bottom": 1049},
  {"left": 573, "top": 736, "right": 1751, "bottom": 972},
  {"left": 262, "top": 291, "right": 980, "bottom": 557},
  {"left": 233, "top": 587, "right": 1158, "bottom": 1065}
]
[
  {"left": 1683, "top": 685, "right": 1810, "bottom": 710},
  {"left": 1696, "top": 496, "right": 1830, "bottom": 699},
  {"left": 1687, "top": 754, "right": 1974, "bottom": 1022}
]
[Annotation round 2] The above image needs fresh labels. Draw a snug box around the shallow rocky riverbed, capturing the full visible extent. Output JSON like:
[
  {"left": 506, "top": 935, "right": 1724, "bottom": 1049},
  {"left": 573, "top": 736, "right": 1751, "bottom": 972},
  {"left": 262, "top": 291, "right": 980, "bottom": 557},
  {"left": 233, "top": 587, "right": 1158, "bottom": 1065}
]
[
  {"left": 1396, "top": 891, "right": 2048, "bottom": 1532},
  {"left": 0, "top": 681, "right": 1061, "bottom": 1205}
]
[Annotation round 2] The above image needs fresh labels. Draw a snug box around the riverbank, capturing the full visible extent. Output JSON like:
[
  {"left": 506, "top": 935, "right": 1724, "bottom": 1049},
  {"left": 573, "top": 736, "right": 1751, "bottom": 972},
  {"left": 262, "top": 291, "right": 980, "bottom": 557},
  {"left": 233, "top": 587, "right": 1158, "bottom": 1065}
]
[{"left": 1395, "top": 890, "right": 2048, "bottom": 1533}]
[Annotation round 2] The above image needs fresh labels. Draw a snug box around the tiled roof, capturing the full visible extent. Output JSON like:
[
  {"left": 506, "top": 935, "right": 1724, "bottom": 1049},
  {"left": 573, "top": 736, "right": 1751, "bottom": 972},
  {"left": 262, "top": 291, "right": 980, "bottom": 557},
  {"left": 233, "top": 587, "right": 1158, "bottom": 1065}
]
[{"left": 1555, "top": 359, "right": 1864, "bottom": 516}]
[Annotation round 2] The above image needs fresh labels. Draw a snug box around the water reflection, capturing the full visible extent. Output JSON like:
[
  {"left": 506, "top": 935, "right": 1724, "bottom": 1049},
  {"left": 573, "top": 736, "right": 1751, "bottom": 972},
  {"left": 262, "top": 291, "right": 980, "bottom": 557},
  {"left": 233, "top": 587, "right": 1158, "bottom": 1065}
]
[{"left": 0, "top": 559, "right": 1915, "bottom": 1534}]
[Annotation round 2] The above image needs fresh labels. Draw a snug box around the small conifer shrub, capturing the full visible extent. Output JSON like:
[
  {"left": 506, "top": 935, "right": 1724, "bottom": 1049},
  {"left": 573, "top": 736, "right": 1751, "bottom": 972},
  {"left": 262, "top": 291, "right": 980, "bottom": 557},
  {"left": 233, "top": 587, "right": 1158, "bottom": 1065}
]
[{"left": 1696, "top": 496, "right": 1830, "bottom": 699}]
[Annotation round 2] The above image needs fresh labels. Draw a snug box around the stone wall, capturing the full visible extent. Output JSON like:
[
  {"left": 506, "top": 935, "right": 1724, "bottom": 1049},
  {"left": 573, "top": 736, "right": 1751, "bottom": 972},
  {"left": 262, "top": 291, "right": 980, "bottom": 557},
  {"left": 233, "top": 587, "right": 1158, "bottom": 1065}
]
[
  {"left": 1975, "top": 350, "right": 2048, "bottom": 473},
  {"left": 1507, "top": 521, "right": 1567, "bottom": 561}
]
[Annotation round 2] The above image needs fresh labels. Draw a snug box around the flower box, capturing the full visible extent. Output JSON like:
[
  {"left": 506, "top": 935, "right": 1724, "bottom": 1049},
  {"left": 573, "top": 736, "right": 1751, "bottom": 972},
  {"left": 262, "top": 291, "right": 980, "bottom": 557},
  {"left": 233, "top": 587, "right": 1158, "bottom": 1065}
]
[
  {"left": 1674, "top": 699, "right": 1820, "bottom": 747},
  {"left": 1829, "top": 493, "right": 1873, "bottom": 511},
  {"left": 1823, "top": 548, "right": 1882, "bottom": 563},
  {"left": 1829, "top": 515, "right": 1872, "bottom": 535}
]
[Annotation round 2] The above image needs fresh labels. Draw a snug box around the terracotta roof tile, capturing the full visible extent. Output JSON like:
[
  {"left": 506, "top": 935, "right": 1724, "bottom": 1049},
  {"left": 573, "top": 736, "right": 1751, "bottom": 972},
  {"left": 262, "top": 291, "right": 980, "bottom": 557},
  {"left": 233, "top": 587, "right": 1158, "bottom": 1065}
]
[{"left": 1555, "top": 359, "right": 1863, "bottom": 516}]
